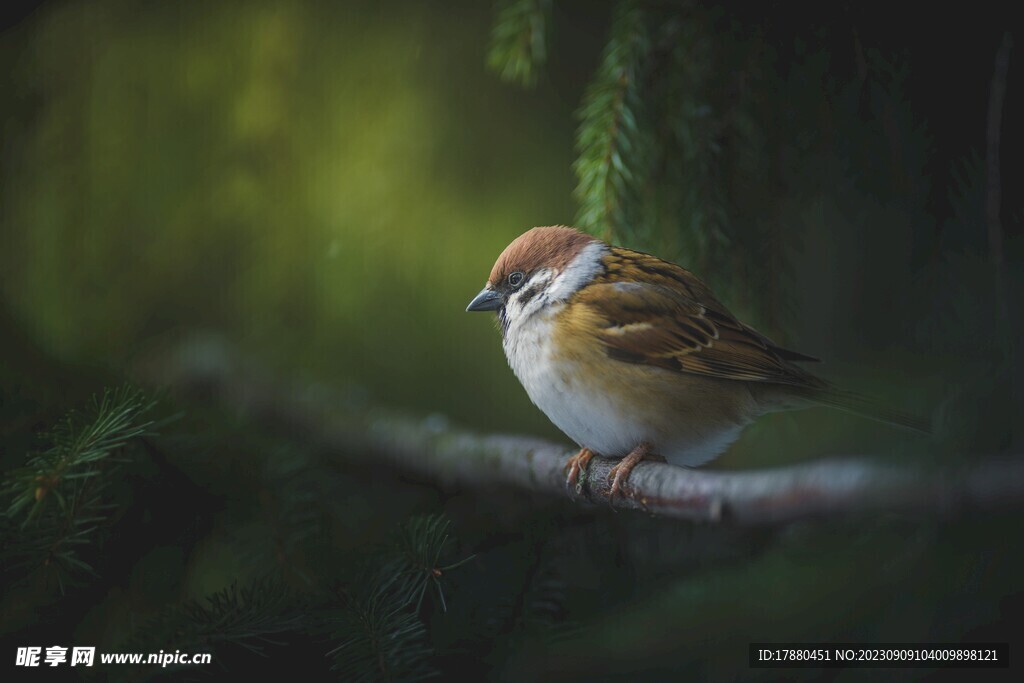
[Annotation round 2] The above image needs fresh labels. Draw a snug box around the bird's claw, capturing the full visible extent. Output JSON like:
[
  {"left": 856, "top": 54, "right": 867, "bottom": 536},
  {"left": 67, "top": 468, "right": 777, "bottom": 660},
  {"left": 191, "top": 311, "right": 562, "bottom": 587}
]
[
  {"left": 607, "top": 462, "right": 635, "bottom": 503},
  {"left": 565, "top": 448, "right": 596, "bottom": 493},
  {"left": 605, "top": 442, "right": 654, "bottom": 503}
]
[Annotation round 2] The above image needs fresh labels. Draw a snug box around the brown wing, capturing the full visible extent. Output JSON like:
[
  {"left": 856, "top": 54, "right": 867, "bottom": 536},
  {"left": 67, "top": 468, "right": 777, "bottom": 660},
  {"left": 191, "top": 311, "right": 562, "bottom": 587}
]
[
  {"left": 599, "top": 247, "right": 820, "bottom": 362},
  {"left": 573, "top": 251, "right": 823, "bottom": 387}
]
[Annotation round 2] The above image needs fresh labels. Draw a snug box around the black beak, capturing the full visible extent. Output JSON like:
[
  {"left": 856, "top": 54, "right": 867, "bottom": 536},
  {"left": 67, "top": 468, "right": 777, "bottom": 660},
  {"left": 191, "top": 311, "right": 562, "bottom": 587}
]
[{"left": 466, "top": 287, "right": 502, "bottom": 312}]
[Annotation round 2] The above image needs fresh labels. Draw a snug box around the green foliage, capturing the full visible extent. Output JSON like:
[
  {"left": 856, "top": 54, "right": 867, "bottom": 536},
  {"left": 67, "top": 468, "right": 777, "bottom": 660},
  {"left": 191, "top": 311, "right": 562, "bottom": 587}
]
[
  {"left": 129, "top": 579, "right": 313, "bottom": 659},
  {"left": 329, "top": 577, "right": 437, "bottom": 682},
  {"left": 394, "top": 513, "right": 476, "bottom": 612},
  {"left": 107, "top": 513, "right": 473, "bottom": 681},
  {"left": 486, "top": 0, "right": 553, "bottom": 87},
  {"left": 0, "top": 386, "right": 154, "bottom": 588},
  {"left": 651, "top": 15, "right": 791, "bottom": 324},
  {"left": 645, "top": 11, "right": 732, "bottom": 264},
  {"left": 572, "top": 1, "right": 652, "bottom": 242},
  {"left": 230, "top": 443, "right": 333, "bottom": 586},
  {"left": 328, "top": 514, "right": 474, "bottom": 681}
]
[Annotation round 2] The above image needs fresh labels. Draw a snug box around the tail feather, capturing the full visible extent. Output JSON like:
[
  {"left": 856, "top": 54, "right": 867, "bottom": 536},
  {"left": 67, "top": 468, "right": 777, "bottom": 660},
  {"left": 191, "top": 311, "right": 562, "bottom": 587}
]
[{"left": 799, "top": 386, "right": 932, "bottom": 435}]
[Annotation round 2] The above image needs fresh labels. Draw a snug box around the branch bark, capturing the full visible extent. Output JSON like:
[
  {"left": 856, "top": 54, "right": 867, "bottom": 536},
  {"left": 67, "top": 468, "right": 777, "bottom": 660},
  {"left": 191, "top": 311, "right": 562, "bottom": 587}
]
[{"left": 137, "top": 336, "right": 1024, "bottom": 525}]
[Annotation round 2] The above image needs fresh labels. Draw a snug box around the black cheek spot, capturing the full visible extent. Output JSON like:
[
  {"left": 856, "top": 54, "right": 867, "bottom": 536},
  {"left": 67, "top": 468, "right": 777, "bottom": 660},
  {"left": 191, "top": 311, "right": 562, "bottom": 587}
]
[{"left": 518, "top": 285, "right": 541, "bottom": 304}]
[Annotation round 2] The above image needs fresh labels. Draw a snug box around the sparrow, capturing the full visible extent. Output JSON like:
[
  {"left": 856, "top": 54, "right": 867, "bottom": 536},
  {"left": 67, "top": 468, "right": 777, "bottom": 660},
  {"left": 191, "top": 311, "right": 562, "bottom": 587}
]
[{"left": 466, "top": 226, "right": 928, "bottom": 499}]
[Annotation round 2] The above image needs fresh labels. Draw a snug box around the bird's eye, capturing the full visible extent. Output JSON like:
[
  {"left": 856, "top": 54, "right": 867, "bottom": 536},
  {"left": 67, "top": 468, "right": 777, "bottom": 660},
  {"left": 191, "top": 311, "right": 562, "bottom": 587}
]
[{"left": 508, "top": 271, "right": 525, "bottom": 288}]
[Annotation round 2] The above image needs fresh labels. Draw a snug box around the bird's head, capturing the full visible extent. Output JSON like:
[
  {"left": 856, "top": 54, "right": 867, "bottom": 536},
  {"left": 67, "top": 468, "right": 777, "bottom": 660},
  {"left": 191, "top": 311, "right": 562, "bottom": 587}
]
[{"left": 466, "top": 226, "right": 606, "bottom": 330}]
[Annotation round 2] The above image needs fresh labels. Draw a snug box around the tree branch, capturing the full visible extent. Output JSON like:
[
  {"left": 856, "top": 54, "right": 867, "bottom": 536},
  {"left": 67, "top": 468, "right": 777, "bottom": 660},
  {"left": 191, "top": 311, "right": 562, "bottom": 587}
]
[{"left": 137, "top": 336, "right": 1024, "bottom": 525}]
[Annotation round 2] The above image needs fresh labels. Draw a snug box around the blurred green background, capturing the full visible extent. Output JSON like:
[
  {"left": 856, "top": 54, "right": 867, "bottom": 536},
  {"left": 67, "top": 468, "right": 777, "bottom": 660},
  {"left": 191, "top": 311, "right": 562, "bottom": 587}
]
[
  {"left": 0, "top": 0, "right": 591, "bottom": 440},
  {"left": 1, "top": 0, "right": 1021, "bottom": 681}
]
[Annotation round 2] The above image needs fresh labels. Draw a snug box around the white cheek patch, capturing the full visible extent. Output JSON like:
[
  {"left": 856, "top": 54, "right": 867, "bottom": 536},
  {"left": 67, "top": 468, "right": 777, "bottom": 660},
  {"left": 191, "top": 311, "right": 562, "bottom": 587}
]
[
  {"left": 505, "top": 269, "right": 554, "bottom": 326},
  {"left": 546, "top": 242, "right": 607, "bottom": 302}
]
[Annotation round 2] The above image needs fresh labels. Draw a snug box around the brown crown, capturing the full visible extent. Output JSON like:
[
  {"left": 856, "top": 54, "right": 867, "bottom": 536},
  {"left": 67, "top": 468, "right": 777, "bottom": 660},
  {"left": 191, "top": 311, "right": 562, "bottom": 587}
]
[{"left": 488, "top": 226, "right": 598, "bottom": 286}]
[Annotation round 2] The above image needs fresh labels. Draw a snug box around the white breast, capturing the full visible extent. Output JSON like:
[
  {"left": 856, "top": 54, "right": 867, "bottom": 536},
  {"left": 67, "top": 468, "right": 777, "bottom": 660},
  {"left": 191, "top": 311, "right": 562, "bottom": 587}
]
[{"left": 501, "top": 306, "right": 654, "bottom": 459}]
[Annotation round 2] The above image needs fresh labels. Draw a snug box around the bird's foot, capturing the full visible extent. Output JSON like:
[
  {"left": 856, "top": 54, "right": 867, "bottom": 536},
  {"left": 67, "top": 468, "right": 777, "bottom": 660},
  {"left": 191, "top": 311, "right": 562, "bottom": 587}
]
[
  {"left": 607, "top": 443, "right": 659, "bottom": 502},
  {"left": 565, "top": 447, "right": 596, "bottom": 492}
]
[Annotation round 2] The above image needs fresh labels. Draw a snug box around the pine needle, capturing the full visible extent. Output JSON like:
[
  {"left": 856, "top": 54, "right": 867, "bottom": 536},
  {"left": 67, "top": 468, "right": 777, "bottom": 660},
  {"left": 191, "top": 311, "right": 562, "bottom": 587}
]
[
  {"left": 0, "top": 385, "right": 155, "bottom": 584},
  {"left": 573, "top": 1, "right": 653, "bottom": 242},
  {"left": 487, "top": 0, "right": 553, "bottom": 88}
]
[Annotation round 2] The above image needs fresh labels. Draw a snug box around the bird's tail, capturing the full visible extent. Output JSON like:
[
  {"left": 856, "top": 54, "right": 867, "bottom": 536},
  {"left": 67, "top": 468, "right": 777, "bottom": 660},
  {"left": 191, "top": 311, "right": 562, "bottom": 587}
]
[{"left": 796, "top": 385, "right": 931, "bottom": 435}]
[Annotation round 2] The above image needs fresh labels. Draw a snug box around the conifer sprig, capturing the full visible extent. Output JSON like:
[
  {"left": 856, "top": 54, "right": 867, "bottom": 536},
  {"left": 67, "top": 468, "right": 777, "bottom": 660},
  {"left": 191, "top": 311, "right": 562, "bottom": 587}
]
[
  {"left": 573, "top": 1, "right": 653, "bottom": 242},
  {"left": 329, "top": 577, "right": 437, "bottom": 683},
  {"left": 395, "top": 513, "right": 476, "bottom": 613},
  {"left": 328, "top": 514, "right": 473, "bottom": 681},
  {"left": 486, "top": 0, "right": 553, "bottom": 87},
  {"left": 1, "top": 385, "right": 154, "bottom": 584},
  {"left": 4, "top": 385, "right": 153, "bottom": 520},
  {"left": 178, "top": 580, "right": 312, "bottom": 655}
]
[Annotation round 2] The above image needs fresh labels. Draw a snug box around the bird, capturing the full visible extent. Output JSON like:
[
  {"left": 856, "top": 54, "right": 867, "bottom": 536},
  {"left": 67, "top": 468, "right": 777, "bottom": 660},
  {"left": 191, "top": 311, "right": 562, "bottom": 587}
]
[{"left": 466, "top": 225, "right": 929, "bottom": 500}]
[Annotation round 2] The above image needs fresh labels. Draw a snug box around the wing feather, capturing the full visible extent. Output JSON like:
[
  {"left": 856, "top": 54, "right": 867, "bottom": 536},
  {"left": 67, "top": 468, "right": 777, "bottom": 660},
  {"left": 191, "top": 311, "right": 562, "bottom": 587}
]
[{"left": 573, "top": 256, "right": 822, "bottom": 388}]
